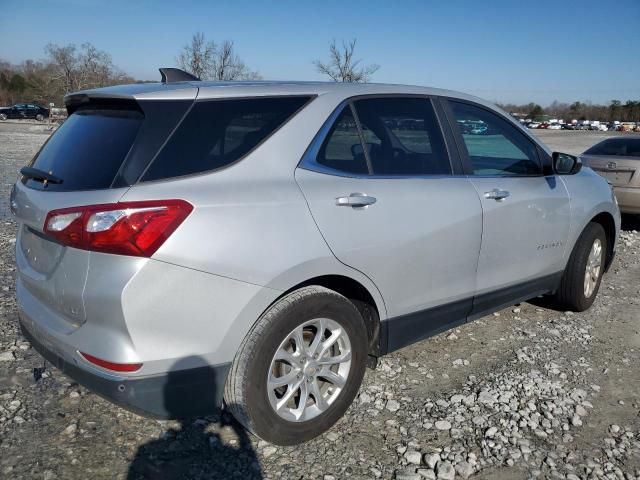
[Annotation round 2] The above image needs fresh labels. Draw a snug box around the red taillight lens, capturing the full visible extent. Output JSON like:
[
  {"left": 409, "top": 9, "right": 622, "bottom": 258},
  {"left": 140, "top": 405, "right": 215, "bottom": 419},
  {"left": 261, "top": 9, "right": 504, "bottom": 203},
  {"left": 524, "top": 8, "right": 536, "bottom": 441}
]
[
  {"left": 79, "top": 352, "right": 143, "bottom": 372},
  {"left": 44, "top": 200, "right": 193, "bottom": 257}
]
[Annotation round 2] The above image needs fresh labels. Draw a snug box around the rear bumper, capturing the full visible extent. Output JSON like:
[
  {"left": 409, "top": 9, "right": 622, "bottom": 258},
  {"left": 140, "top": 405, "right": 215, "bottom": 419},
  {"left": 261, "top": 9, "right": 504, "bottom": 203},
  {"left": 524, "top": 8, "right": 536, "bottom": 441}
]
[
  {"left": 20, "top": 316, "right": 230, "bottom": 419},
  {"left": 614, "top": 186, "right": 640, "bottom": 214}
]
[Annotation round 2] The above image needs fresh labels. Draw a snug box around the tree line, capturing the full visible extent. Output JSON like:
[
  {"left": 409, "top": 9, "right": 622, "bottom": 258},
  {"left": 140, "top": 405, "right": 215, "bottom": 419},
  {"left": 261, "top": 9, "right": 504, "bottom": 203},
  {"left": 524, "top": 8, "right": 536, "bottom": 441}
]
[
  {"left": 2, "top": 33, "right": 638, "bottom": 123},
  {"left": 499, "top": 100, "right": 640, "bottom": 123}
]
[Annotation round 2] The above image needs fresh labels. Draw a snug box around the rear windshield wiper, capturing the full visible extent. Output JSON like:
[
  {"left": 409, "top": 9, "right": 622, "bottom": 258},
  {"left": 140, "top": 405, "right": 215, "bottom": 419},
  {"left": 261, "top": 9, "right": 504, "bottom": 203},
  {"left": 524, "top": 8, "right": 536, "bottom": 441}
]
[{"left": 20, "top": 167, "right": 63, "bottom": 185}]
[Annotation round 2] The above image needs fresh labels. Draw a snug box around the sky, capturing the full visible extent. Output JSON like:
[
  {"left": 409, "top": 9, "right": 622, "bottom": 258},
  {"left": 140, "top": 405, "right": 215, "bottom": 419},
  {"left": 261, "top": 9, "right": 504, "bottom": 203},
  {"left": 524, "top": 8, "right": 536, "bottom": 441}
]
[{"left": 1, "top": 0, "right": 639, "bottom": 105}]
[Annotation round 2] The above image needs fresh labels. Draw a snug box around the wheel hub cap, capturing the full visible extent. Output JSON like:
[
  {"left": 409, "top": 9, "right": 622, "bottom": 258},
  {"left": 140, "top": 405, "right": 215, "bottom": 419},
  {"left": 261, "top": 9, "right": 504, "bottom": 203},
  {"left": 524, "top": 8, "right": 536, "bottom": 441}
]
[{"left": 267, "top": 318, "right": 352, "bottom": 422}]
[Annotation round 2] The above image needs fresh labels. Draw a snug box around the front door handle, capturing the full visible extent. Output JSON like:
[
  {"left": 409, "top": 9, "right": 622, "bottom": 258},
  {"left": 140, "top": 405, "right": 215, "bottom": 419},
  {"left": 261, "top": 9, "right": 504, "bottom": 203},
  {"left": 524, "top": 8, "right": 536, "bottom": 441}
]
[
  {"left": 484, "top": 189, "right": 510, "bottom": 201},
  {"left": 336, "top": 193, "right": 377, "bottom": 208}
]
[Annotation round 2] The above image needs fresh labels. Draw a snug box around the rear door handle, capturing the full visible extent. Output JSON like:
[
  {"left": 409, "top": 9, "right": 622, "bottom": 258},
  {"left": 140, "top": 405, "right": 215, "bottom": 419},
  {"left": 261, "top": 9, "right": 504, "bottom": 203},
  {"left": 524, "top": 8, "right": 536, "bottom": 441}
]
[
  {"left": 484, "top": 189, "right": 510, "bottom": 201},
  {"left": 336, "top": 193, "right": 377, "bottom": 207}
]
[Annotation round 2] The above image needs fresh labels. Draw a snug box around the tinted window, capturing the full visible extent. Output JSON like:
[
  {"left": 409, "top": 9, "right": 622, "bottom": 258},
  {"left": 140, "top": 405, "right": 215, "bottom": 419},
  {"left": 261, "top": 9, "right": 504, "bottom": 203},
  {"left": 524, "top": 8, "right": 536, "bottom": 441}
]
[
  {"left": 142, "top": 96, "right": 310, "bottom": 181},
  {"left": 317, "top": 106, "right": 369, "bottom": 175},
  {"left": 585, "top": 138, "right": 640, "bottom": 157},
  {"left": 451, "top": 101, "right": 541, "bottom": 176},
  {"left": 24, "top": 107, "right": 143, "bottom": 191},
  {"left": 354, "top": 97, "right": 450, "bottom": 175}
]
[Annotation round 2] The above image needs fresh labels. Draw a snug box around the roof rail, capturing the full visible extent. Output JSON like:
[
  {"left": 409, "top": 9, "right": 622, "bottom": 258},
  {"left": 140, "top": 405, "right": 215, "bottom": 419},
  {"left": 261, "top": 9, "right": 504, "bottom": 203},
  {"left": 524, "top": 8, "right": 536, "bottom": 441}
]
[{"left": 159, "top": 68, "right": 200, "bottom": 83}]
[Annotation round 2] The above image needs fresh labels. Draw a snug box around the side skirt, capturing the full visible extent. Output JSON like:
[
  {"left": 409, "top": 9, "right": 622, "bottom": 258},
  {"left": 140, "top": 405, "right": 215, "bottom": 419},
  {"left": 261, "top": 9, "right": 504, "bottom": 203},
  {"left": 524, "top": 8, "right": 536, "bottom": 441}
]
[{"left": 380, "top": 272, "right": 562, "bottom": 355}]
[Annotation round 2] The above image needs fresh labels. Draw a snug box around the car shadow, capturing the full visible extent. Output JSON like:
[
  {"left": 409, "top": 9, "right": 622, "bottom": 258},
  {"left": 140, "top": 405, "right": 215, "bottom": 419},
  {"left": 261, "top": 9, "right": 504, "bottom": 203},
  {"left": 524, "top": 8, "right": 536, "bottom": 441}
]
[
  {"left": 127, "top": 356, "right": 263, "bottom": 480},
  {"left": 621, "top": 213, "right": 640, "bottom": 232}
]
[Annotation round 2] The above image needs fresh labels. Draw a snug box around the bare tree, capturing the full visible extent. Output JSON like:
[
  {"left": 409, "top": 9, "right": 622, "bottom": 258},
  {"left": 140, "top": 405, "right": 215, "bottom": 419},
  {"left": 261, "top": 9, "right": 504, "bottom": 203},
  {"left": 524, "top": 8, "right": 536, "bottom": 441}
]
[
  {"left": 177, "top": 33, "right": 261, "bottom": 81},
  {"left": 45, "top": 42, "right": 124, "bottom": 94},
  {"left": 211, "top": 40, "right": 261, "bottom": 81},
  {"left": 176, "top": 32, "right": 216, "bottom": 80},
  {"left": 314, "top": 39, "right": 379, "bottom": 83},
  {"left": 45, "top": 43, "right": 77, "bottom": 92}
]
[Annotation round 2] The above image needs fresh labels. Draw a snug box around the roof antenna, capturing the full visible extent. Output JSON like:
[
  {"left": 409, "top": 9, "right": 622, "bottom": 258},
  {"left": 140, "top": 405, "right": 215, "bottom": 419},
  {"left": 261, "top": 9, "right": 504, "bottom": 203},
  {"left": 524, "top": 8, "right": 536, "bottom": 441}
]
[{"left": 159, "top": 68, "right": 200, "bottom": 83}]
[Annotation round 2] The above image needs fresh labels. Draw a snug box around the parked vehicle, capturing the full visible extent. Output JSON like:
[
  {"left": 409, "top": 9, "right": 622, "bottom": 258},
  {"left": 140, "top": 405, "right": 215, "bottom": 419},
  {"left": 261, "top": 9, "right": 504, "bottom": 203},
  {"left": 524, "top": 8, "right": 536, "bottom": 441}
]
[
  {"left": 562, "top": 124, "right": 577, "bottom": 130},
  {"left": 527, "top": 122, "right": 541, "bottom": 129},
  {"left": 537, "top": 123, "right": 549, "bottom": 129},
  {"left": 0, "top": 103, "right": 49, "bottom": 121},
  {"left": 12, "top": 69, "right": 620, "bottom": 445},
  {"left": 582, "top": 137, "right": 640, "bottom": 214},
  {"left": 547, "top": 124, "right": 562, "bottom": 130}
]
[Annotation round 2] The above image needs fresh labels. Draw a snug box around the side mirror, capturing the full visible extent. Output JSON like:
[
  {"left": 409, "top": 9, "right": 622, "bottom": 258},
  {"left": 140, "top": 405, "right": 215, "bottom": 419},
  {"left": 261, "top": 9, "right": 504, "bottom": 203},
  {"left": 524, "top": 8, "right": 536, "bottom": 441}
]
[{"left": 553, "top": 152, "right": 582, "bottom": 175}]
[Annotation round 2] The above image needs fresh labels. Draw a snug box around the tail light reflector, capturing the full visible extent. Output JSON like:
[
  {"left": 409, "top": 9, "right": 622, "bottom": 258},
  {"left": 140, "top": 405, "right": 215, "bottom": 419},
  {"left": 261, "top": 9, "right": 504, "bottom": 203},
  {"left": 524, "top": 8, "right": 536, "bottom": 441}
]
[
  {"left": 79, "top": 352, "right": 143, "bottom": 372},
  {"left": 44, "top": 200, "right": 193, "bottom": 257}
]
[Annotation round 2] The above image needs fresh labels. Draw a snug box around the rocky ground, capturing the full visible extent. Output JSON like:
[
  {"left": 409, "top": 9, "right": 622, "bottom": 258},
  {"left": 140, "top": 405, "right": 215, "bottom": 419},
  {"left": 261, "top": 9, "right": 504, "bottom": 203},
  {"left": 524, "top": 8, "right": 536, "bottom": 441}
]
[{"left": 0, "top": 123, "right": 639, "bottom": 479}]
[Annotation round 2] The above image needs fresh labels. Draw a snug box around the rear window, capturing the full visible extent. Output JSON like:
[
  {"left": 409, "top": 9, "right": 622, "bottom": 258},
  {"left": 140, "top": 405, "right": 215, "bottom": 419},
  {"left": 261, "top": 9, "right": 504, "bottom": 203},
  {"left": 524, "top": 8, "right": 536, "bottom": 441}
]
[
  {"left": 24, "top": 107, "right": 143, "bottom": 191},
  {"left": 141, "top": 96, "right": 311, "bottom": 182},
  {"left": 585, "top": 138, "right": 640, "bottom": 157}
]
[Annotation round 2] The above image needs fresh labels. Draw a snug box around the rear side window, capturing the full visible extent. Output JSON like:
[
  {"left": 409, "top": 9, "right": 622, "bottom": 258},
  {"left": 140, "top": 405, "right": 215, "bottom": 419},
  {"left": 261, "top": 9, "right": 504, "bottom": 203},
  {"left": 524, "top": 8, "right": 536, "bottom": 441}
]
[
  {"left": 142, "top": 96, "right": 311, "bottom": 181},
  {"left": 353, "top": 97, "right": 450, "bottom": 175},
  {"left": 24, "top": 107, "right": 143, "bottom": 191}
]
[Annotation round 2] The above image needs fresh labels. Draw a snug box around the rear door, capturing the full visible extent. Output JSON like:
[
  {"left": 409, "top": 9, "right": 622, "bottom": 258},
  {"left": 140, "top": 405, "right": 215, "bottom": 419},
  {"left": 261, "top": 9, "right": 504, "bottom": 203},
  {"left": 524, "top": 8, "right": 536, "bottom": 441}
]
[
  {"left": 296, "top": 96, "right": 482, "bottom": 351},
  {"left": 443, "top": 99, "right": 570, "bottom": 316}
]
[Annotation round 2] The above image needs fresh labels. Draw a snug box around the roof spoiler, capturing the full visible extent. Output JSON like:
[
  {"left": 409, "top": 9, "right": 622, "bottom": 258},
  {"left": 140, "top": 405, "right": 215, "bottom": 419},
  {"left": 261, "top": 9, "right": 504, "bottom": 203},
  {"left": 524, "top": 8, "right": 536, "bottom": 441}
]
[{"left": 159, "top": 68, "right": 200, "bottom": 83}]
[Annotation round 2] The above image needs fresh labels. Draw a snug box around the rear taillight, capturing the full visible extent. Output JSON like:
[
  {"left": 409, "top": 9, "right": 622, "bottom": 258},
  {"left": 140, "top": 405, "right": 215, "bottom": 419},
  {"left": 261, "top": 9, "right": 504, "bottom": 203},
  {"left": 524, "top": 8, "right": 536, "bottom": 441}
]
[{"left": 44, "top": 200, "right": 193, "bottom": 257}]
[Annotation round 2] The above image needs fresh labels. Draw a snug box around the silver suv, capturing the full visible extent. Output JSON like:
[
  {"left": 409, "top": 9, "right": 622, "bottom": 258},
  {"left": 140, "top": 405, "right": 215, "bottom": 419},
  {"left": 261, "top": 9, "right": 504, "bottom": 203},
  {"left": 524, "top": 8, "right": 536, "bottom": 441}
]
[{"left": 12, "top": 70, "right": 620, "bottom": 445}]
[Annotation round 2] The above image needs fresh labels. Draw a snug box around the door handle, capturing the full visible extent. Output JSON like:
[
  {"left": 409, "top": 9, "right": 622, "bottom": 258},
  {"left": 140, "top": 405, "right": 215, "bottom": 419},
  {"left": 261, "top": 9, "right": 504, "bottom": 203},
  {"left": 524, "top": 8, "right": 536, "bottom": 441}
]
[
  {"left": 336, "top": 193, "right": 377, "bottom": 207},
  {"left": 484, "top": 189, "right": 510, "bottom": 201}
]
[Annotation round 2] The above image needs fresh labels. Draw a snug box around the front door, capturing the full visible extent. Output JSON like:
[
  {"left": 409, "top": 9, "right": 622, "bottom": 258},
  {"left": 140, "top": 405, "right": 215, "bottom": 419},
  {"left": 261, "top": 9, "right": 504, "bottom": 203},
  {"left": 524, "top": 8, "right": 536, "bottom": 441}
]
[
  {"left": 296, "top": 96, "right": 483, "bottom": 351},
  {"left": 444, "top": 99, "right": 570, "bottom": 317}
]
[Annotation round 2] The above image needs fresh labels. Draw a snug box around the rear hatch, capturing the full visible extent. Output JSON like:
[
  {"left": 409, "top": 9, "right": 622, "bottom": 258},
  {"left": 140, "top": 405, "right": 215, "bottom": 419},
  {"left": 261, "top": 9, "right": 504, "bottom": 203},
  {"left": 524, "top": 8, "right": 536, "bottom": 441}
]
[
  {"left": 12, "top": 92, "right": 195, "bottom": 329},
  {"left": 583, "top": 154, "right": 639, "bottom": 187}
]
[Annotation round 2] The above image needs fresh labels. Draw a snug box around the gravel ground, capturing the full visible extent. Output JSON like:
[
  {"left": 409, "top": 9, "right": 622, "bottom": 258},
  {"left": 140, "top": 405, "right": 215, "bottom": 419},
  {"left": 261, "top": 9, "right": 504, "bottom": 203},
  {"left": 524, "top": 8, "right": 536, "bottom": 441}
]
[{"left": 0, "top": 123, "right": 639, "bottom": 480}]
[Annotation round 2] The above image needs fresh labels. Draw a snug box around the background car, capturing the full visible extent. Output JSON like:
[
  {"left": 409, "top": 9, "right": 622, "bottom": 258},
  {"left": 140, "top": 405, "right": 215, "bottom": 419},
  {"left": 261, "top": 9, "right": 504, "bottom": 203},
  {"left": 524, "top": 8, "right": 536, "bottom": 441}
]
[
  {"left": 581, "top": 137, "right": 640, "bottom": 214},
  {"left": 0, "top": 103, "right": 50, "bottom": 121}
]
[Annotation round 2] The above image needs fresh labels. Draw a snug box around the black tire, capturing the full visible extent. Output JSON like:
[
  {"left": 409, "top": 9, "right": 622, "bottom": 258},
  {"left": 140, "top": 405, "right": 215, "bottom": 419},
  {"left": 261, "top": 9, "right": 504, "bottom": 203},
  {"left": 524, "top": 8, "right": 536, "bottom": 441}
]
[
  {"left": 555, "top": 222, "right": 607, "bottom": 312},
  {"left": 0, "top": 113, "right": 7, "bottom": 121},
  {"left": 35, "top": 114, "right": 44, "bottom": 121},
  {"left": 224, "top": 286, "right": 368, "bottom": 446}
]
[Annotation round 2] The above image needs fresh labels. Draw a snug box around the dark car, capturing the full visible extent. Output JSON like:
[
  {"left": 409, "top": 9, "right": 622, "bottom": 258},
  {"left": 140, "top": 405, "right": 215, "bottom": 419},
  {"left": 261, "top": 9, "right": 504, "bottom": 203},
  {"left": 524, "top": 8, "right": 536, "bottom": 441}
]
[{"left": 0, "top": 103, "right": 50, "bottom": 121}]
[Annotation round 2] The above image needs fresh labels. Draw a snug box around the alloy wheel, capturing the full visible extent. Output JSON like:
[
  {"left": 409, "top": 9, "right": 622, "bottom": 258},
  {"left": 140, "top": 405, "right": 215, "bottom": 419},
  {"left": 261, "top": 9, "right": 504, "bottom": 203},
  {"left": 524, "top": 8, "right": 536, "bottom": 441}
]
[{"left": 267, "top": 318, "right": 352, "bottom": 422}]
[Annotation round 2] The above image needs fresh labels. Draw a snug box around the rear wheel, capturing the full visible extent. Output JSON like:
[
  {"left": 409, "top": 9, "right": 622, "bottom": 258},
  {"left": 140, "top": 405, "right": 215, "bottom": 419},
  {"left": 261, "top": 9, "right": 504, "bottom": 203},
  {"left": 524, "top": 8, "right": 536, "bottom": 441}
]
[
  {"left": 224, "top": 286, "right": 368, "bottom": 445},
  {"left": 555, "top": 222, "right": 607, "bottom": 311},
  {"left": 35, "top": 114, "right": 44, "bottom": 121},
  {"left": 0, "top": 113, "right": 7, "bottom": 121}
]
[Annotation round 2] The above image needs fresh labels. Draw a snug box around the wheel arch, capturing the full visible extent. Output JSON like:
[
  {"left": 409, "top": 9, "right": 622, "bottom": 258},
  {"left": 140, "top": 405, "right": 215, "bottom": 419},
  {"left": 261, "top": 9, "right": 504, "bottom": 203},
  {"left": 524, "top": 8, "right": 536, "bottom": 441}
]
[
  {"left": 589, "top": 211, "right": 617, "bottom": 271},
  {"left": 277, "top": 274, "right": 384, "bottom": 357}
]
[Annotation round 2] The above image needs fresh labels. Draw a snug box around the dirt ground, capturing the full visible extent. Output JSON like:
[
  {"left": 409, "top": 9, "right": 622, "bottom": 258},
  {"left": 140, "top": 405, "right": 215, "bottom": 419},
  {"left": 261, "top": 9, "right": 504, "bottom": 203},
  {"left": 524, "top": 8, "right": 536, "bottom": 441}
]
[{"left": 0, "top": 122, "right": 639, "bottom": 480}]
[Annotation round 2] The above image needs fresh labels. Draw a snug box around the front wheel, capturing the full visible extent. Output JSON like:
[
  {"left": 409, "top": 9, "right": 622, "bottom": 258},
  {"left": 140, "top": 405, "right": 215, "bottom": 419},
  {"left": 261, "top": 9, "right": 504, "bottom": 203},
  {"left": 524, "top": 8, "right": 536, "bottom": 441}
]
[
  {"left": 35, "top": 114, "right": 44, "bottom": 121},
  {"left": 0, "top": 113, "right": 7, "bottom": 121},
  {"left": 555, "top": 222, "right": 607, "bottom": 311},
  {"left": 224, "top": 286, "right": 368, "bottom": 445}
]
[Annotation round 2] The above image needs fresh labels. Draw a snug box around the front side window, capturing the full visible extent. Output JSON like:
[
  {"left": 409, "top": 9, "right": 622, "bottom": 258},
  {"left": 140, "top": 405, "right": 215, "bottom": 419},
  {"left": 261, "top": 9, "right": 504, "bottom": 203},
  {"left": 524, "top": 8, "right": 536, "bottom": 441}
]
[
  {"left": 450, "top": 101, "right": 541, "bottom": 176},
  {"left": 354, "top": 97, "right": 450, "bottom": 175},
  {"left": 316, "top": 106, "right": 369, "bottom": 175},
  {"left": 142, "top": 96, "right": 311, "bottom": 181}
]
